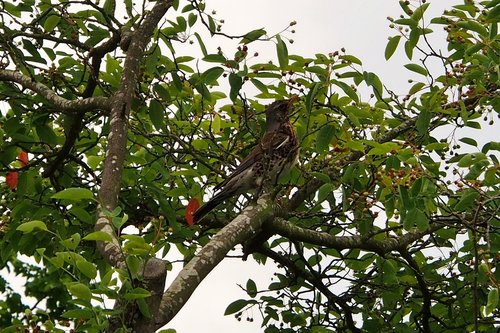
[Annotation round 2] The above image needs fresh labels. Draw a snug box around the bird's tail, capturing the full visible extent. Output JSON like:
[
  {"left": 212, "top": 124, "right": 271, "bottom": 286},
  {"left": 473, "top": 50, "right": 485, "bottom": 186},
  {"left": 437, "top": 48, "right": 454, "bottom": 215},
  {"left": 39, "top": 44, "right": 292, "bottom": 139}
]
[{"left": 192, "top": 191, "right": 227, "bottom": 223}]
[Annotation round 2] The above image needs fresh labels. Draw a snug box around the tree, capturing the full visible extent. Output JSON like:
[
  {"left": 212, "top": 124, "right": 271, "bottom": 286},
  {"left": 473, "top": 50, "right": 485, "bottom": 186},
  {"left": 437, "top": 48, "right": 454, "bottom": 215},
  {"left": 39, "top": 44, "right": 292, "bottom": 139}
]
[{"left": 0, "top": 0, "right": 499, "bottom": 332}]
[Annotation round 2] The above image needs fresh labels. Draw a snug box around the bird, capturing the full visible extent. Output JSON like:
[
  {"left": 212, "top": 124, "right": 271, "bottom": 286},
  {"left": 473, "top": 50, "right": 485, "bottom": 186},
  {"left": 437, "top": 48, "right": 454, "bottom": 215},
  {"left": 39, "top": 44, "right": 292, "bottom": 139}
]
[{"left": 193, "top": 97, "right": 300, "bottom": 223}]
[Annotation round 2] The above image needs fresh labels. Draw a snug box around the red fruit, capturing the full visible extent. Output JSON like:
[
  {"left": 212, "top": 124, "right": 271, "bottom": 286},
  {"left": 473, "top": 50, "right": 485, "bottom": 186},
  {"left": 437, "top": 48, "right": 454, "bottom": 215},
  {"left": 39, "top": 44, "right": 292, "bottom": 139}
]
[
  {"left": 18, "top": 151, "right": 28, "bottom": 167},
  {"left": 185, "top": 198, "right": 200, "bottom": 226},
  {"left": 6, "top": 171, "right": 18, "bottom": 190}
]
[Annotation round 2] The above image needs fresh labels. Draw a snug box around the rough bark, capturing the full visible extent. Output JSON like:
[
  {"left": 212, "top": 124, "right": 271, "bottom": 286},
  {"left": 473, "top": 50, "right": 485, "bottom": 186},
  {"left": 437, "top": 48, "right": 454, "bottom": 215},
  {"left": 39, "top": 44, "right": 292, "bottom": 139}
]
[
  {"left": 0, "top": 69, "right": 110, "bottom": 113},
  {"left": 155, "top": 195, "right": 274, "bottom": 329}
]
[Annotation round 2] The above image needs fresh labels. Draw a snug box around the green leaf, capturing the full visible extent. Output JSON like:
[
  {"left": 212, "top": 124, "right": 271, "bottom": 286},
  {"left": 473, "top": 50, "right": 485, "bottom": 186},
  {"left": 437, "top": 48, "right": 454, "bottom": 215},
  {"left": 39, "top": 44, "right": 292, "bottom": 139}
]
[
  {"left": 404, "top": 63, "right": 428, "bottom": 76},
  {"left": 154, "top": 85, "right": 171, "bottom": 102},
  {"left": 385, "top": 36, "right": 401, "bottom": 60},
  {"left": 113, "top": 213, "right": 129, "bottom": 230},
  {"left": 188, "top": 13, "right": 197, "bottom": 27},
  {"left": 317, "top": 183, "right": 334, "bottom": 204},
  {"left": 339, "top": 55, "right": 362, "bottom": 65},
  {"left": 228, "top": 73, "right": 243, "bottom": 102},
  {"left": 67, "top": 282, "right": 92, "bottom": 301},
  {"left": 454, "top": 190, "right": 479, "bottom": 211},
  {"left": 482, "top": 141, "right": 500, "bottom": 154},
  {"left": 137, "top": 298, "right": 151, "bottom": 318},
  {"left": 16, "top": 220, "right": 48, "bottom": 234},
  {"left": 241, "top": 28, "right": 266, "bottom": 43},
  {"left": 203, "top": 54, "right": 226, "bottom": 63},
  {"left": 367, "top": 142, "right": 399, "bottom": 155},
  {"left": 124, "top": 287, "right": 151, "bottom": 300},
  {"left": 346, "top": 253, "right": 375, "bottom": 271},
  {"left": 194, "top": 32, "right": 208, "bottom": 56},
  {"left": 62, "top": 309, "right": 93, "bottom": 319},
  {"left": 251, "top": 78, "right": 268, "bottom": 94},
  {"left": 86, "top": 155, "right": 103, "bottom": 171},
  {"left": 380, "top": 259, "right": 398, "bottom": 284},
  {"left": 363, "top": 72, "right": 383, "bottom": 98},
  {"left": 316, "top": 124, "right": 336, "bottom": 153},
  {"left": 150, "top": 99, "right": 165, "bottom": 131},
  {"left": 404, "top": 40, "right": 415, "bottom": 60},
  {"left": 175, "top": 56, "right": 193, "bottom": 63},
  {"left": 176, "top": 16, "right": 187, "bottom": 31},
  {"left": 459, "top": 137, "right": 477, "bottom": 147},
  {"left": 409, "top": 82, "right": 426, "bottom": 95},
  {"left": 486, "top": 5, "right": 500, "bottom": 22},
  {"left": 399, "top": 185, "right": 411, "bottom": 210},
  {"left": 485, "top": 288, "right": 499, "bottom": 316},
  {"left": 416, "top": 109, "right": 431, "bottom": 135},
  {"left": 305, "top": 82, "right": 321, "bottom": 113},
  {"left": 52, "top": 188, "right": 94, "bottom": 201},
  {"left": 457, "top": 20, "right": 489, "bottom": 37},
  {"left": 405, "top": 207, "right": 428, "bottom": 231},
  {"left": 103, "top": 0, "right": 116, "bottom": 16},
  {"left": 44, "top": 15, "right": 60, "bottom": 33},
  {"left": 36, "top": 124, "right": 58, "bottom": 144},
  {"left": 224, "top": 299, "right": 249, "bottom": 315},
  {"left": 246, "top": 279, "right": 257, "bottom": 298},
  {"left": 207, "top": 15, "right": 216, "bottom": 34},
  {"left": 458, "top": 153, "right": 487, "bottom": 167},
  {"left": 310, "top": 172, "right": 331, "bottom": 183},
  {"left": 394, "top": 18, "right": 418, "bottom": 27},
  {"left": 332, "top": 80, "right": 359, "bottom": 103},
  {"left": 212, "top": 114, "right": 221, "bottom": 133},
  {"left": 76, "top": 259, "right": 97, "bottom": 279},
  {"left": 345, "top": 140, "right": 364, "bottom": 151},
  {"left": 61, "top": 233, "right": 81, "bottom": 250},
  {"left": 83, "top": 231, "right": 113, "bottom": 242},
  {"left": 411, "top": 3, "right": 430, "bottom": 21},
  {"left": 126, "top": 256, "right": 141, "bottom": 278},
  {"left": 201, "top": 67, "right": 224, "bottom": 85},
  {"left": 276, "top": 35, "right": 288, "bottom": 69}
]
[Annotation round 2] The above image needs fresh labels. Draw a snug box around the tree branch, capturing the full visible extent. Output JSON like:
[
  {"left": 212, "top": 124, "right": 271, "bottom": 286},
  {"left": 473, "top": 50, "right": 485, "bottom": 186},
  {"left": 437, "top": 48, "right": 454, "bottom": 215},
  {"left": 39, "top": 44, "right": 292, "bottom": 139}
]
[
  {"left": 96, "top": 0, "right": 173, "bottom": 266},
  {"left": 259, "top": 247, "right": 361, "bottom": 333},
  {"left": 400, "top": 249, "right": 432, "bottom": 333},
  {"left": 267, "top": 217, "right": 445, "bottom": 255},
  {"left": 0, "top": 69, "right": 110, "bottom": 113},
  {"left": 155, "top": 195, "right": 274, "bottom": 329}
]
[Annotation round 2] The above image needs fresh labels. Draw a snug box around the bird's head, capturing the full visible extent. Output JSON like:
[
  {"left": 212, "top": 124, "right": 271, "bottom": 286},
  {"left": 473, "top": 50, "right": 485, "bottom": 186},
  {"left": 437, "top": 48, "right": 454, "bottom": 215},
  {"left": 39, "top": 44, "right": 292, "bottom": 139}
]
[{"left": 265, "top": 96, "right": 299, "bottom": 131}]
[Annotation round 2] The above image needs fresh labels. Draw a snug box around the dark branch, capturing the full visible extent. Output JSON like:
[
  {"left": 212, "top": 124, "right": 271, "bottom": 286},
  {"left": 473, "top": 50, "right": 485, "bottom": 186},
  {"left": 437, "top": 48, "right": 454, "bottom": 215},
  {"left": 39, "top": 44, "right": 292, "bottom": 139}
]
[
  {"left": 400, "top": 250, "right": 432, "bottom": 333},
  {"left": 259, "top": 247, "right": 361, "bottom": 333}
]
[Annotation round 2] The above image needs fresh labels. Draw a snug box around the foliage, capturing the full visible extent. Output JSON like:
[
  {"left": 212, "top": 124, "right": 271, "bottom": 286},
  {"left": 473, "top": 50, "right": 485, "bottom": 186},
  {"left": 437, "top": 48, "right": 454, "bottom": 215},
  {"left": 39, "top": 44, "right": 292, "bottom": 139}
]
[{"left": 0, "top": 0, "right": 499, "bottom": 332}]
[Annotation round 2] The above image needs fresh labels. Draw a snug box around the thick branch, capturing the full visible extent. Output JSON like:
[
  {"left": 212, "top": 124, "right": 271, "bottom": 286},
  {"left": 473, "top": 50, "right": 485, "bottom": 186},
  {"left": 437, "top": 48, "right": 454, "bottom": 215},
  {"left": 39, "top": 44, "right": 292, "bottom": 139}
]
[
  {"left": 268, "top": 217, "right": 444, "bottom": 255},
  {"left": 155, "top": 195, "right": 274, "bottom": 329},
  {"left": 92, "top": 1, "right": 174, "bottom": 331},
  {"left": 96, "top": 0, "right": 173, "bottom": 266},
  {"left": 0, "top": 69, "right": 109, "bottom": 113}
]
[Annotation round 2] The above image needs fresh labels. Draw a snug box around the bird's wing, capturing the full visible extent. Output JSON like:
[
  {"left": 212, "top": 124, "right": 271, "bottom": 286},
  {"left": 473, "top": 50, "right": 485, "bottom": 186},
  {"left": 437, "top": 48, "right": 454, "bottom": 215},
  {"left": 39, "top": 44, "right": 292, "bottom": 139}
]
[{"left": 213, "top": 130, "right": 290, "bottom": 192}]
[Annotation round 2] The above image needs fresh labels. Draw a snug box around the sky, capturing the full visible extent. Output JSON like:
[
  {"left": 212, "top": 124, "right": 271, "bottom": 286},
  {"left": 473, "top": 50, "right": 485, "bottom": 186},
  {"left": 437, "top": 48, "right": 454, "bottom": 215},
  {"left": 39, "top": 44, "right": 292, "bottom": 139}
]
[{"left": 164, "top": 1, "right": 459, "bottom": 332}]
